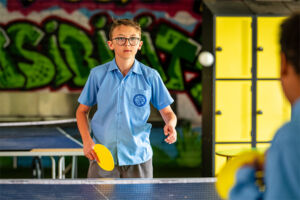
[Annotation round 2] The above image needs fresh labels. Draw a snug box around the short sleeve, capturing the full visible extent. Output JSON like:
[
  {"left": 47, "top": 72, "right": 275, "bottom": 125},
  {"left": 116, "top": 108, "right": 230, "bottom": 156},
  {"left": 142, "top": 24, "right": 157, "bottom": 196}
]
[
  {"left": 150, "top": 70, "right": 174, "bottom": 110},
  {"left": 264, "top": 125, "right": 300, "bottom": 200},
  {"left": 78, "top": 69, "right": 98, "bottom": 106}
]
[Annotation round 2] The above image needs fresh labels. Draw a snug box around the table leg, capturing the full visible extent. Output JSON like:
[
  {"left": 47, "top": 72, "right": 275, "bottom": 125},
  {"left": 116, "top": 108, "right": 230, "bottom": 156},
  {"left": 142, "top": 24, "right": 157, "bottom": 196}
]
[
  {"left": 58, "top": 156, "right": 65, "bottom": 179},
  {"left": 50, "top": 156, "right": 56, "bottom": 179},
  {"left": 13, "top": 156, "right": 17, "bottom": 169},
  {"left": 71, "top": 156, "right": 78, "bottom": 178},
  {"left": 62, "top": 157, "right": 65, "bottom": 179}
]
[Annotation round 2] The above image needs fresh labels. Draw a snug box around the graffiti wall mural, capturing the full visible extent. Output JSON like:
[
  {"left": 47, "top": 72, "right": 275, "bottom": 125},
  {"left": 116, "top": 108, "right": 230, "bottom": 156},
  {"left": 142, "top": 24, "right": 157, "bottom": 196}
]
[
  {"left": 0, "top": 0, "right": 203, "bottom": 112},
  {"left": 0, "top": 0, "right": 203, "bottom": 171}
]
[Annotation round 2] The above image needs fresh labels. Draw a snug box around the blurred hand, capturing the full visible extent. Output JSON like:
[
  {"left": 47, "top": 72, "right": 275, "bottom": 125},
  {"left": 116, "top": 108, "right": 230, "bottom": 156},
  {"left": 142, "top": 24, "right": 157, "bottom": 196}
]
[
  {"left": 164, "top": 124, "right": 177, "bottom": 144},
  {"left": 83, "top": 139, "right": 99, "bottom": 163},
  {"left": 243, "top": 151, "right": 266, "bottom": 171}
]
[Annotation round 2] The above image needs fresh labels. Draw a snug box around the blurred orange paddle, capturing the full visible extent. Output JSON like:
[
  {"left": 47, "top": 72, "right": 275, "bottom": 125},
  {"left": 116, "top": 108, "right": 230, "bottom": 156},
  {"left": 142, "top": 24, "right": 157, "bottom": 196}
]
[
  {"left": 93, "top": 144, "right": 114, "bottom": 171},
  {"left": 216, "top": 151, "right": 265, "bottom": 199}
]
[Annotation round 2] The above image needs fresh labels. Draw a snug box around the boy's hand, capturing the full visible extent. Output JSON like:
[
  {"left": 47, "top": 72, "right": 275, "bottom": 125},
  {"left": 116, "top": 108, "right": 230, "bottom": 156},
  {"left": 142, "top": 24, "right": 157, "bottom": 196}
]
[
  {"left": 83, "top": 139, "right": 99, "bottom": 162},
  {"left": 164, "top": 124, "right": 177, "bottom": 144}
]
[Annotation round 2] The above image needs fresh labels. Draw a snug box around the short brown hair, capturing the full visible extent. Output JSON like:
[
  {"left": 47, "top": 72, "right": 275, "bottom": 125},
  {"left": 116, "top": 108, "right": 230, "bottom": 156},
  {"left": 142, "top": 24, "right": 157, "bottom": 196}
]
[
  {"left": 109, "top": 19, "right": 141, "bottom": 40},
  {"left": 280, "top": 13, "right": 300, "bottom": 74}
]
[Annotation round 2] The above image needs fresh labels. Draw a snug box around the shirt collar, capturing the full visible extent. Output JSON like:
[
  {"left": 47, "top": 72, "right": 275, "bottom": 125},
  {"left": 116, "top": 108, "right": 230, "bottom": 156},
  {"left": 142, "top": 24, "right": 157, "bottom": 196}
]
[
  {"left": 131, "top": 59, "right": 142, "bottom": 75},
  {"left": 108, "top": 59, "right": 119, "bottom": 72},
  {"left": 108, "top": 59, "right": 142, "bottom": 75},
  {"left": 292, "top": 98, "right": 300, "bottom": 121}
]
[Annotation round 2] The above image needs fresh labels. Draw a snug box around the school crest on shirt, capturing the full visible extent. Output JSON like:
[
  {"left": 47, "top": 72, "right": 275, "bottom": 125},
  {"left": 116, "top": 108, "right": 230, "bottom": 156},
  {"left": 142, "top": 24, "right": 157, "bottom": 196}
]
[{"left": 133, "top": 94, "right": 147, "bottom": 107}]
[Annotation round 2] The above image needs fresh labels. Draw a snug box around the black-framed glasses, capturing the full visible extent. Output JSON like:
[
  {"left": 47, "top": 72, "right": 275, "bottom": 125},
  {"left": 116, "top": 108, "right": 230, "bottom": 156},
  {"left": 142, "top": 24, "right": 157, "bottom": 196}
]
[{"left": 112, "top": 37, "right": 140, "bottom": 46}]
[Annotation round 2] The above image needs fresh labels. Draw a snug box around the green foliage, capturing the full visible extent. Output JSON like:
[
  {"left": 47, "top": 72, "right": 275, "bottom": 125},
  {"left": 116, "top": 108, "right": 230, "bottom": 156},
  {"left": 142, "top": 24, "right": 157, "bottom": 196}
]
[
  {"left": 175, "top": 121, "right": 202, "bottom": 167},
  {"left": 152, "top": 146, "right": 177, "bottom": 167}
]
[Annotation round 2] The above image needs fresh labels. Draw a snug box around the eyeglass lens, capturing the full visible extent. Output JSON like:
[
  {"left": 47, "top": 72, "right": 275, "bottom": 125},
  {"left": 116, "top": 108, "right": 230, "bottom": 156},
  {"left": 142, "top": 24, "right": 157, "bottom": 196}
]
[{"left": 114, "top": 37, "right": 139, "bottom": 46}]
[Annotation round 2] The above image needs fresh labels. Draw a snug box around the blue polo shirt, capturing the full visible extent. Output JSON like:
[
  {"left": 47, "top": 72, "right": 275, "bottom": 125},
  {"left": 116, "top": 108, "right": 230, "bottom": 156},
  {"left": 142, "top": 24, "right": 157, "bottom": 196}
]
[{"left": 78, "top": 59, "right": 174, "bottom": 166}]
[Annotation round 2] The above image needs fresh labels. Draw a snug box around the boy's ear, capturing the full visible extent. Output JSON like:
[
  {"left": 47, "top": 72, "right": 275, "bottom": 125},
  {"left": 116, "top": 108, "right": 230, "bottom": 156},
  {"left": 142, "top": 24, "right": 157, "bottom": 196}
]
[
  {"left": 107, "top": 40, "right": 114, "bottom": 50},
  {"left": 281, "top": 52, "right": 288, "bottom": 76},
  {"left": 138, "top": 41, "right": 143, "bottom": 50}
]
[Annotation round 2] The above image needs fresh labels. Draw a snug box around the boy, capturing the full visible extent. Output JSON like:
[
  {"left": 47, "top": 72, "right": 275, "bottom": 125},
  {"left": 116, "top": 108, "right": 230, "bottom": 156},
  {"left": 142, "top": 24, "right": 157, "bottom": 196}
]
[
  {"left": 230, "top": 13, "right": 300, "bottom": 199},
  {"left": 76, "top": 19, "right": 177, "bottom": 178}
]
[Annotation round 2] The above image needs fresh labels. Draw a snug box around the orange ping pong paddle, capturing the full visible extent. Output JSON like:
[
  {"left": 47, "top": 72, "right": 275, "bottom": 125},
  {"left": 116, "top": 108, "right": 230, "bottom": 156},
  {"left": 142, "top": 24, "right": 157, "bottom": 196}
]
[
  {"left": 216, "top": 150, "right": 265, "bottom": 199},
  {"left": 93, "top": 144, "right": 114, "bottom": 171}
]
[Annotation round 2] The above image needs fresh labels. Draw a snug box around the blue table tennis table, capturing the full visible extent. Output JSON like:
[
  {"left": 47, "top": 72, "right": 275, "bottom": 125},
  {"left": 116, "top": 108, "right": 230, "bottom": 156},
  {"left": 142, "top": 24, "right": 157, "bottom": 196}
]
[
  {"left": 0, "top": 122, "right": 84, "bottom": 179},
  {"left": 0, "top": 178, "right": 221, "bottom": 200}
]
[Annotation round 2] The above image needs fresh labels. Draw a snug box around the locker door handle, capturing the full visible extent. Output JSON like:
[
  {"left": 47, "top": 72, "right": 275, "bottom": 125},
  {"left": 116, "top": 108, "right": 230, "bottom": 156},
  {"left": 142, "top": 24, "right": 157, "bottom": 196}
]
[
  {"left": 215, "top": 110, "right": 222, "bottom": 115},
  {"left": 216, "top": 47, "right": 222, "bottom": 51},
  {"left": 257, "top": 110, "right": 263, "bottom": 115},
  {"left": 257, "top": 47, "right": 263, "bottom": 51}
]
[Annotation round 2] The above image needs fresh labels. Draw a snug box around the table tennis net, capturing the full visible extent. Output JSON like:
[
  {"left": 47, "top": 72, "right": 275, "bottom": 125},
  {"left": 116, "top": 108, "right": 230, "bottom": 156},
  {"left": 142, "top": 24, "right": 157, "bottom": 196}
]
[{"left": 0, "top": 178, "right": 221, "bottom": 200}]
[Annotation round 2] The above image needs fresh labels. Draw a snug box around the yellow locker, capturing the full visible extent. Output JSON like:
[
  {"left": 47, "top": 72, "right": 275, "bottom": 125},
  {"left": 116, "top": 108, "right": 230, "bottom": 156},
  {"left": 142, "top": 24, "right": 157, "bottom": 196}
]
[
  {"left": 257, "top": 17, "right": 286, "bottom": 78},
  {"left": 215, "top": 81, "right": 252, "bottom": 142},
  {"left": 215, "top": 17, "right": 252, "bottom": 78},
  {"left": 256, "top": 143, "right": 271, "bottom": 150},
  {"left": 211, "top": 15, "right": 291, "bottom": 176},
  {"left": 257, "top": 81, "right": 291, "bottom": 141}
]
